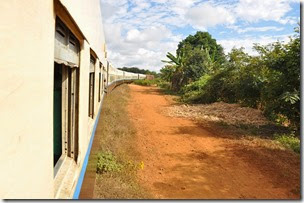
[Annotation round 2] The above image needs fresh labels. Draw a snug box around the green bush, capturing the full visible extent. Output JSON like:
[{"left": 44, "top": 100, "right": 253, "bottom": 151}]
[
  {"left": 133, "top": 79, "right": 156, "bottom": 86},
  {"left": 181, "top": 69, "right": 237, "bottom": 104},
  {"left": 96, "top": 151, "right": 123, "bottom": 174},
  {"left": 174, "top": 33, "right": 300, "bottom": 129},
  {"left": 157, "top": 81, "right": 171, "bottom": 90},
  {"left": 257, "top": 37, "right": 300, "bottom": 129},
  {"left": 181, "top": 74, "right": 213, "bottom": 103},
  {"left": 160, "top": 27, "right": 301, "bottom": 129},
  {"left": 275, "top": 134, "right": 300, "bottom": 153}
]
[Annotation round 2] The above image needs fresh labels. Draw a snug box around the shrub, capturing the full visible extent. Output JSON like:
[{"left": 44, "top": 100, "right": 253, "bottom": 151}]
[
  {"left": 133, "top": 79, "right": 157, "bottom": 86},
  {"left": 177, "top": 34, "right": 300, "bottom": 130},
  {"left": 181, "top": 68, "right": 238, "bottom": 104},
  {"left": 157, "top": 81, "right": 171, "bottom": 90},
  {"left": 181, "top": 74, "right": 213, "bottom": 103},
  {"left": 275, "top": 133, "right": 300, "bottom": 153},
  {"left": 96, "top": 151, "right": 123, "bottom": 174}
]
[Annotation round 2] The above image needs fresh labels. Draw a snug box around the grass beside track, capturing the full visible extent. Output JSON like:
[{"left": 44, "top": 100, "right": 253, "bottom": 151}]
[{"left": 92, "top": 84, "right": 150, "bottom": 199}]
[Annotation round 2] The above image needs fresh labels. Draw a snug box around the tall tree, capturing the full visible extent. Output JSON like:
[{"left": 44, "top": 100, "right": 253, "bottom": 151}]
[
  {"left": 161, "top": 51, "right": 187, "bottom": 91},
  {"left": 254, "top": 30, "right": 300, "bottom": 129},
  {"left": 177, "top": 31, "right": 226, "bottom": 65},
  {"left": 162, "top": 32, "right": 224, "bottom": 92}
]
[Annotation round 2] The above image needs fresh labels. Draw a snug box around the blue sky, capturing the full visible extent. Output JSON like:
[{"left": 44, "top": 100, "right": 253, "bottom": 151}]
[{"left": 100, "top": 0, "right": 300, "bottom": 72}]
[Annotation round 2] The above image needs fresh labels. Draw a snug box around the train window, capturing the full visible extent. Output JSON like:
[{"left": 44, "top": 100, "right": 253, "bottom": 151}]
[
  {"left": 54, "top": 63, "right": 63, "bottom": 166},
  {"left": 56, "top": 23, "right": 66, "bottom": 38},
  {"left": 53, "top": 63, "right": 79, "bottom": 169},
  {"left": 98, "top": 63, "right": 102, "bottom": 102},
  {"left": 54, "top": 17, "right": 80, "bottom": 67},
  {"left": 89, "top": 55, "right": 95, "bottom": 118},
  {"left": 54, "top": 18, "right": 80, "bottom": 173},
  {"left": 106, "top": 61, "right": 110, "bottom": 86},
  {"left": 102, "top": 73, "right": 105, "bottom": 93},
  {"left": 69, "top": 33, "right": 77, "bottom": 47}
]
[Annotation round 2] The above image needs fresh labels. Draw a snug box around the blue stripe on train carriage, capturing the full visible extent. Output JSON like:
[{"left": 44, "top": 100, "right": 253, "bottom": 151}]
[{"left": 72, "top": 100, "right": 103, "bottom": 199}]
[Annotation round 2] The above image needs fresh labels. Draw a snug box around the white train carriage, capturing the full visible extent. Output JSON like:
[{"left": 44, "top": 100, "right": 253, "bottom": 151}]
[{"left": 0, "top": 0, "right": 144, "bottom": 199}]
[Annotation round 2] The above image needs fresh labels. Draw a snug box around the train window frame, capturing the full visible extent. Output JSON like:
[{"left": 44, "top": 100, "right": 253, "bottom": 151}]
[
  {"left": 54, "top": 17, "right": 80, "bottom": 67},
  {"left": 54, "top": 17, "right": 80, "bottom": 179},
  {"left": 98, "top": 63, "right": 103, "bottom": 102},
  {"left": 53, "top": 64, "right": 80, "bottom": 176},
  {"left": 88, "top": 55, "right": 96, "bottom": 119},
  {"left": 106, "top": 61, "right": 110, "bottom": 87}
]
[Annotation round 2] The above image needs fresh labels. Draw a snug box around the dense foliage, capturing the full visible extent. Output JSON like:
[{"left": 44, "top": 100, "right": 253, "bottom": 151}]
[
  {"left": 160, "top": 29, "right": 300, "bottom": 130},
  {"left": 161, "top": 31, "right": 226, "bottom": 91},
  {"left": 133, "top": 79, "right": 159, "bottom": 86},
  {"left": 177, "top": 31, "right": 226, "bottom": 65}
]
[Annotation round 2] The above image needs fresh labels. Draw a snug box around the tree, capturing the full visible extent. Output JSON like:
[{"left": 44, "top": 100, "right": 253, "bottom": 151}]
[
  {"left": 254, "top": 32, "right": 300, "bottom": 129},
  {"left": 177, "top": 31, "right": 226, "bottom": 66},
  {"left": 180, "top": 28, "right": 300, "bottom": 130},
  {"left": 160, "top": 65, "right": 174, "bottom": 82},
  {"left": 161, "top": 51, "right": 187, "bottom": 91},
  {"left": 161, "top": 31, "right": 225, "bottom": 92}
]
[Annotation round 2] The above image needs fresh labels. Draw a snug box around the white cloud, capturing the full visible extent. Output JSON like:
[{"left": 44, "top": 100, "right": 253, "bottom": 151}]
[
  {"left": 100, "top": 0, "right": 189, "bottom": 71},
  {"left": 103, "top": 22, "right": 181, "bottom": 71},
  {"left": 100, "top": 0, "right": 299, "bottom": 72},
  {"left": 235, "top": 0, "right": 293, "bottom": 23},
  {"left": 218, "top": 34, "right": 292, "bottom": 55},
  {"left": 228, "top": 26, "right": 285, "bottom": 34},
  {"left": 186, "top": 3, "right": 236, "bottom": 30},
  {"left": 240, "top": 27, "right": 284, "bottom": 33},
  {"left": 278, "top": 16, "right": 299, "bottom": 25}
]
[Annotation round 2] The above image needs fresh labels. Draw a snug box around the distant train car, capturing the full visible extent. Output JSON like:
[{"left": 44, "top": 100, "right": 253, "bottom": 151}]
[{"left": 0, "top": 0, "right": 145, "bottom": 199}]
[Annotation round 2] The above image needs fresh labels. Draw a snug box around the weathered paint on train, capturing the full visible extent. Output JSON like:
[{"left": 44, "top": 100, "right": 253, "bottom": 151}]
[{"left": 0, "top": 0, "right": 145, "bottom": 199}]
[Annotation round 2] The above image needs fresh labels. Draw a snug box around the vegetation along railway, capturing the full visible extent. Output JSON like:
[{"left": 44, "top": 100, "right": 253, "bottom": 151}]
[{"left": 0, "top": 0, "right": 145, "bottom": 199}]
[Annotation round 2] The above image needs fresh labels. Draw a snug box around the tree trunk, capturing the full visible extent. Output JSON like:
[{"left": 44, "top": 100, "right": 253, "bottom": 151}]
[{"left": 171, "top": 72, "right": 183, "bottom": 92}]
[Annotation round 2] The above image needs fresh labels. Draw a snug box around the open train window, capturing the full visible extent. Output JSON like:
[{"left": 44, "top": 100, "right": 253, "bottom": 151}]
[
  {"left": 106, "top": 61, "right": 110, "bottom": 86},
  {"left": 98, "top": 63, "right": 102, "bottom": 102},
  {"left": 54, "top": 17, "right": 80, "bottom": 172},
  {"left": 53, "top": 63, "right": 79, "bottom": 169},
  {"left": 89, "top": 55, "right": 95, "bottom": 118},
  {"left": 54, "top": 64, "right": 63, "bottom": 166}
]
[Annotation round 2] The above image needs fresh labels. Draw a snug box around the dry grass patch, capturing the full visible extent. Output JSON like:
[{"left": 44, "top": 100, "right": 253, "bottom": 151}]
[
  {"left": 166, "top": 102, "right": 270, "bottom": 126},
  {"left": 93, "top": 84, "right": 150, "bottom": 199},
  {"left": 165, "top": 101, "right": 299, "bottom": 153}
]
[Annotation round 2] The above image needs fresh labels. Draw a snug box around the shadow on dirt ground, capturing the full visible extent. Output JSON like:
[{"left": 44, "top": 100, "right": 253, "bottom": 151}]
[{"left": 128, "top": 84, "right": 300, "bottom": 200}]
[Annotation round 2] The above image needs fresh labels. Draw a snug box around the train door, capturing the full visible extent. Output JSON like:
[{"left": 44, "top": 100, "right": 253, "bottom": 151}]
[{"left": 54, "top": 18, "right": 80, "bottom": 168}]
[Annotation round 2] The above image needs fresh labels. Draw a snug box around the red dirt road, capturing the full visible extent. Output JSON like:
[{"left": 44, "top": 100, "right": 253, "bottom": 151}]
[{"left": 127, "top": 84, "right": 300, "bottom": 199}]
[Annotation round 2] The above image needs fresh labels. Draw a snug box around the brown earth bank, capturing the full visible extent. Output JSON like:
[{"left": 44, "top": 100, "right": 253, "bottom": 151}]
[{"left": 127, "top": 84, "right": 301, "bottom": 199}]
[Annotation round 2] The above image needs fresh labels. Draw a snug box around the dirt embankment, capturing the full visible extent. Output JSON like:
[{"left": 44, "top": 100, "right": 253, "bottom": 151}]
[{"left": 128, "top": 84, "right": 300, "bottom": 199}]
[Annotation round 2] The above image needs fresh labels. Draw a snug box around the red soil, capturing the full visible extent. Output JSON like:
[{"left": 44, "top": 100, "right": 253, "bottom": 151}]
[{"left": 127, "top": 84, "right": 300, "bottom": 199}]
